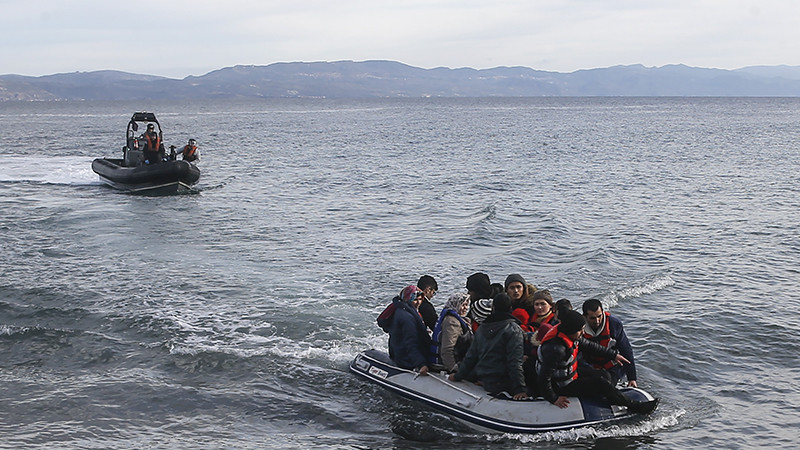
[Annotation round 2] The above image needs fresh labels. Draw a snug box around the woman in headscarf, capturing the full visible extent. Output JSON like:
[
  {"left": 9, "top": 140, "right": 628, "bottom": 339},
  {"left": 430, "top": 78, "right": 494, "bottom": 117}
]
[
  {"left": 431, "top": 293, "right": 473, "bottom": 372},
  {"left": 388, "top": 285, "right": 432, "bottom": 375}
]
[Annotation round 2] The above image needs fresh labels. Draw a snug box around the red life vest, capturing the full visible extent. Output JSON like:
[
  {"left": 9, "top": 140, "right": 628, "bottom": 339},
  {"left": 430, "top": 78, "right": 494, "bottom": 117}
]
[
  {"left": 182, "top": 144, "right": 197, "bottom": 159},
  {"left": 539, "top": 325, "right": 579, "bottom": 386},
  {"left": 584, "top": 311, "right": 616, "bottom": 370},
  {"left": 144, "top": 132, "right": 161, "bottom": 153}
]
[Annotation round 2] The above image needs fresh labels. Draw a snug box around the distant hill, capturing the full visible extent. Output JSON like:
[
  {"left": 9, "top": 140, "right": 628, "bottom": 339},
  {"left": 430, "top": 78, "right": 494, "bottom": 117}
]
[{"left": 4, "top": 60, "right": 800, "bottom": 100}]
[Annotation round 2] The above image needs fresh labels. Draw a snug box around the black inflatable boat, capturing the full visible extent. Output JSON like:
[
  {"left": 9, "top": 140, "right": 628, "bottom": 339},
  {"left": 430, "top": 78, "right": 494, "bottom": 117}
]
[
  {"left": 92, "top": 112, "right": 200, "bottom": 194},
  {"left": 92, "top": 158, "right": 200, "bottom": 194}
]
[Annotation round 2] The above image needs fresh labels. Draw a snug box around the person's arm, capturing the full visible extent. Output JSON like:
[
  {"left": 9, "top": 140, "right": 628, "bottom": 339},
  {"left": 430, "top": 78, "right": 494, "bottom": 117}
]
[{"left": 578, "top": 336, "right": 620, "bottom": 361}]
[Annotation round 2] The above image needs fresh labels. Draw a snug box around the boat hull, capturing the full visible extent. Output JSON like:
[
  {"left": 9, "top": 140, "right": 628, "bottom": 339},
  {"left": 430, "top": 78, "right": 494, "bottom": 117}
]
[
  {"left": 349, "top": 349, "right": 654, "bottom": 434},
  {"left": 92, "top": 158, "right": 200, "bottom": 194}
]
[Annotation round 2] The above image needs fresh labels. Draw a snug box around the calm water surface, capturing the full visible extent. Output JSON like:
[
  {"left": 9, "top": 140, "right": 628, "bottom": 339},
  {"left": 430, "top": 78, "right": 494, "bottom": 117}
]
[{"left": 1, "top": 97, "right": 799, "bottom": 448}]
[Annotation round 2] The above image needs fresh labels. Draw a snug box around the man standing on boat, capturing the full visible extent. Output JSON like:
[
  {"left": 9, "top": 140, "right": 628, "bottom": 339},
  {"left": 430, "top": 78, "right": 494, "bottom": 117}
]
[
  {"left": 141, "top": 123, "right": 161, "bottom": 164},
  {"left": 536, "top": 310, "right": 658, "bottom": 413},
  {"left": 449, "top": 293, "right": 527, "bottom": 400}
]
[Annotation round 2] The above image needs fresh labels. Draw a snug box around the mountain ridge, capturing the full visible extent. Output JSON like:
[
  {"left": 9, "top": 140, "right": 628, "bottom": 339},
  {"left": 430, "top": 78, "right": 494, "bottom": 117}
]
[{"left": 3, "top": 60, "right": 800, "bottom": 101}]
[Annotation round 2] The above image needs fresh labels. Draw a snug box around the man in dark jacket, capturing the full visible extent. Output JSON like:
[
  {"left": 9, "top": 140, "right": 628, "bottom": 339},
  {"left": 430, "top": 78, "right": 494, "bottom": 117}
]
[
  {"left": 581, "top": 299, "right": 637, "bottom": 387},
  {"left": 449, "top": 293, "right": 527, "bottom": 400},
  {"left": 417, "top": 275, "right": 439, "bottom": 332},
  {"left": 537, "top": 310, "right": 658, "bottom": 414},
  {"left": 388, "top": 285, "right": 432, "bottom": 375}
]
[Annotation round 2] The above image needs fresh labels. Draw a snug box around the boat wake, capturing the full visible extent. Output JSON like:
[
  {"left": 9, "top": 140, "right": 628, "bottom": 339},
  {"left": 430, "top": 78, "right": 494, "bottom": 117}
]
[
  {"left": 0, "top": 155, "right": 101, "bottom": 186},
  {"left": 502, "top": 408, "right": 684, "bottom": 444}
]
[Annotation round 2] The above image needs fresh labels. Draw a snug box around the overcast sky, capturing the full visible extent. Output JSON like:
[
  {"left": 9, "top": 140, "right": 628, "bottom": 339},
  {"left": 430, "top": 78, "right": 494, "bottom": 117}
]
[{"left": 2, "top": 0, "right": 799, "bottom": 78}]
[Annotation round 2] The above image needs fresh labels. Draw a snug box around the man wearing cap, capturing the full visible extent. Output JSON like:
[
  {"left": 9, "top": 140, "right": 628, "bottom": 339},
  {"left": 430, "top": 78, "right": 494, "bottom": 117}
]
[
  {"left": 536, "top": 310, "right": 658, "bottom": 414},
  {"left": 449, "top": 293, "right": 527, "bottom": 400}
]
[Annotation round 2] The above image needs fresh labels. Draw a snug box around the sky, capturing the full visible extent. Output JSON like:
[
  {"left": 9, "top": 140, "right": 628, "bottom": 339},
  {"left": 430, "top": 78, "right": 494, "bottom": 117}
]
[{"left": 2, "top": 0, "right": 799, "bottom": 79}]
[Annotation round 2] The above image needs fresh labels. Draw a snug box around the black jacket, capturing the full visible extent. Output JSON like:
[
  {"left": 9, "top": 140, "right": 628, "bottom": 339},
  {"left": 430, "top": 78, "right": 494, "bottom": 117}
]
[
  {"left": 453, "top": 313, "right": 525, "bottom": 395},
  {"left": 418, "top": 298, "right": 438, "bottom": 332},
  {"left": 537, "top": 336, "right": 618, "bottom": 403}
]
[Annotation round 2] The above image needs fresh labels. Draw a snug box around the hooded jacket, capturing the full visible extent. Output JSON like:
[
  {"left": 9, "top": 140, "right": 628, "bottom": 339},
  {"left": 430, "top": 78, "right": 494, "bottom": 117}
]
[{"left": 452, "top": 312, "right": 526, "bottom": 395}]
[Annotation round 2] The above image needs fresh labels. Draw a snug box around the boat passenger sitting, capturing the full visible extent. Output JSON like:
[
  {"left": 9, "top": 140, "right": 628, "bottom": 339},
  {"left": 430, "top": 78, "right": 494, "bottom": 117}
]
[
  {"left": 581, "top": 299, "right": 638, "bottom": 387},
  {"left": 449, "top": 293, "right": 527, "bottom": 400},
  {"left": 431, "top": 293, "right": 473, "bottom": 373},
  {"left": 388, "top": 285, "right": 432, "bottom": 375},
  {"left": 416, "top": 275, "right": 439, "bottom": 332}
]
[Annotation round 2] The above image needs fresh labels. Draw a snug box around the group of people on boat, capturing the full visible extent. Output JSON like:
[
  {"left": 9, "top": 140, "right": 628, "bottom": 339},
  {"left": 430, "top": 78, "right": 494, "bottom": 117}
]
[
  {"left": 137, "top": 123, "right": 199, "bottom": 165},
  {"left": 377, "top": 273, "right": 659, "bottom": 414}
]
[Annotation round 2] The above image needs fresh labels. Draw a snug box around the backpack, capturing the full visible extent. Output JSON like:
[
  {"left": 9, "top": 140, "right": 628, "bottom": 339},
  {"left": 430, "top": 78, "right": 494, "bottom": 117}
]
[{"left": 376, "top": 298, "right": 399, "bottom": 333}]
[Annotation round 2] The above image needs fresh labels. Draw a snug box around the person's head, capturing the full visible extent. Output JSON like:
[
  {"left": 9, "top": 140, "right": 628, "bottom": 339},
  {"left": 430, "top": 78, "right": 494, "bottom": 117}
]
[
  {"left": 147, "top": 124, "right": 155, "bottom": 131},
  {"left": 444, "top": 292, "right": 470, "bottom": 317},
  {"left": 470, "top": 298, "right": 493, "bottom": 324},
  {"left": 555, "top": 298, "right": 573, "bottom": 319},
  {"left": 400, "top": 285, "right": 424, "bottom": 310},
  {"left": 417, "top": 275, "right": 438, "bottom": 300},
  {"left": 188, "top": 138, "right": 196, "bottom": 146},
  {"left": 558, "top": 310, "right": 586, "bottom": 339},
  {"left": 465, "top": 272, "right": 491, "bottom": 301},
  {"left": 504, "top": 274, "right": 527, "bottom": 301},
  {"left": 582, "top": 299, "right": 605, "bottom": 330},
  {"left": 532, "top": 289, "right": 554, "bottom": 317},
  {"left": 489, "top": 283, "right": 504, "bottom": 299},
  {"left": 492, "top": 293, "right": 512, "bottom": 314}
]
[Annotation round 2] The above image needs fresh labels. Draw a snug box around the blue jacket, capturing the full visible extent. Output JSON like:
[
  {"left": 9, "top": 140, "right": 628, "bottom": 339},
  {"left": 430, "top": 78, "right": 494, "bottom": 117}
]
[{"left": 388, "top": 298, "right": 432, "bottom": 370}]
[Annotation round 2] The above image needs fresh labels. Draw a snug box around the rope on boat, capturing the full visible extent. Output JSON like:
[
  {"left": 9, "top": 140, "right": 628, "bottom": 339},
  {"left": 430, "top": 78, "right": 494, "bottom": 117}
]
[{"left": 408, "top": 369, "right": 482, "bottom": 403}]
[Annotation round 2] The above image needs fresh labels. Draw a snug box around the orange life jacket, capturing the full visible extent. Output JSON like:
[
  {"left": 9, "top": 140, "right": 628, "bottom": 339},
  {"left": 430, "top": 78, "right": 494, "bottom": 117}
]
[
  {"left": 144, "top": 132, "right": 161, "bottom": 152},
  {"left": 182, "top": 144, "right": 197, "bottom": 159}
]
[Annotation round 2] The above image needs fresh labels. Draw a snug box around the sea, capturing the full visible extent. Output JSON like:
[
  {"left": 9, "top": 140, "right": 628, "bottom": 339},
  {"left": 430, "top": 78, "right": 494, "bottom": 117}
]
[{"left": 1, "top": 97, "right": 799, "bottom": 449}]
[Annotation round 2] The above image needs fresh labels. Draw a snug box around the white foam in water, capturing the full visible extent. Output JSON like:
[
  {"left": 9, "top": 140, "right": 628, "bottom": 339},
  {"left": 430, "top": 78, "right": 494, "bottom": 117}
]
[
  {"left": 602, "top": 274, "right": 675, "bottom": 308},
  {"left": 0, "top": 155, "right": 101, "bottom": 186},
  {"left": 497, "top": 408, "right": 684, "bottom": 444}
]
